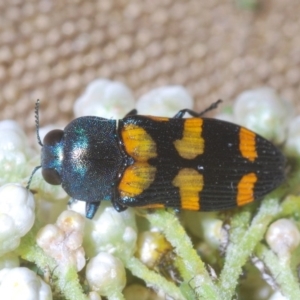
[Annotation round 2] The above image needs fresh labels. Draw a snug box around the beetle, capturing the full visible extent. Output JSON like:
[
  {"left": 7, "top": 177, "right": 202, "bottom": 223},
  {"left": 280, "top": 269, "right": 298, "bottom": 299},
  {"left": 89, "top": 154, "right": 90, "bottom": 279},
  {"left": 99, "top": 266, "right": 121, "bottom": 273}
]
[{"left": 27, "top": 100, "right": 285, "bottom": 219}]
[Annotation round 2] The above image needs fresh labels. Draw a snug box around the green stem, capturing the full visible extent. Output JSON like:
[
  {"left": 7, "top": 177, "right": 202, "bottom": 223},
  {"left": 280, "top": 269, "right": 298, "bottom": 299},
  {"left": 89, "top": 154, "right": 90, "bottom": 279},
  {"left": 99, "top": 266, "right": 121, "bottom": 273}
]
[
  {"left": 217, "top": 165, "right": 300, "bottom": 299},
  {"left": 255, "top": 243, "right": 300, "bottom": 300},
  {"left": 125, "top": 256, "right": 185, "bottom": 300},
  {"left": 218, "top": 196, "right": 281, "bottom": 298},
  {"left": 57, "top": 266, "right": 88, "bottom": 300},
  {"left": 146, "top": 210, "right": 220, "bottom": 300},
  {"left": 229, "top": 206, "right": 253, "bottom": 244}
]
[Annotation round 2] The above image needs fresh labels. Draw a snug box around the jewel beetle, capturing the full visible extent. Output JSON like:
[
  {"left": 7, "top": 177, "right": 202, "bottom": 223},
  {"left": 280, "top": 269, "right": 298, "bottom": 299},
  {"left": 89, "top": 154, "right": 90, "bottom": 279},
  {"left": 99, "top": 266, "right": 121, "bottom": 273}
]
[{"left": 28, "top": 100, "right": 285, "bottom": 219}]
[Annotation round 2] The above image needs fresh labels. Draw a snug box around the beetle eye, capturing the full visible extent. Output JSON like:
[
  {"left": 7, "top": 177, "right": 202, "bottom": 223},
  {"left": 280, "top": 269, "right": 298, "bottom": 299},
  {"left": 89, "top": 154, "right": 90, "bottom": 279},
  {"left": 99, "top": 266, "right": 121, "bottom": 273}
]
[
  {"left": 43, "top": 129, "right": 64, "bottom": 146},
  {"left": 42, "top": 168, "right": 62, "bottom": 185}
]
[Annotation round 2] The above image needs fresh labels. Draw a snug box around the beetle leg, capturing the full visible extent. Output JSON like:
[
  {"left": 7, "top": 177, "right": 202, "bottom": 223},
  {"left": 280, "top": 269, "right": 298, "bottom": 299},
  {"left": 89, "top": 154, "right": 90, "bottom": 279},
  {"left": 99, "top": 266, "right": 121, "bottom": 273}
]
[
  {"left": 173, "top": 99, "right": 222, "bottom": 118},
  {"left": 86, "top": 201, "right": 101, "bottom": 219},
  {"left": 125, "top": 109, "right": 138, "bottom": 116},
  {"left": 112, "top": 199, "right": 128, "bottom": 212},
  {"left": 111, "top": 185, "right": 128, "bottom": 212}
]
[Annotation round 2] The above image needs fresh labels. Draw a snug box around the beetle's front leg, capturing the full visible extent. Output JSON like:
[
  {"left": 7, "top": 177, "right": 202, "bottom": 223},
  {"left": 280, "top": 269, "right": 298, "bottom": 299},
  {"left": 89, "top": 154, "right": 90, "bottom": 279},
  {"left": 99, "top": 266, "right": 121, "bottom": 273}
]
[{"left": 86, "top": 201, "right": 101, "bottom": 219}]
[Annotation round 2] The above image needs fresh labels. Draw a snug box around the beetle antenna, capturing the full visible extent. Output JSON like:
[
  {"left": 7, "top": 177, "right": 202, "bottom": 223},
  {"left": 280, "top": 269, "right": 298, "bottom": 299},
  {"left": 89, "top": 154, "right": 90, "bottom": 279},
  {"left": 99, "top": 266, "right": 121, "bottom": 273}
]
[
  {"left": 26, "top": 99, "right": 43, "bottom": 190},
  {"left": 35, "top": 99, "right": 43, "bottom": 147},
  {"left": 26, "top": 165, "right": 41, "bottom": 189}
]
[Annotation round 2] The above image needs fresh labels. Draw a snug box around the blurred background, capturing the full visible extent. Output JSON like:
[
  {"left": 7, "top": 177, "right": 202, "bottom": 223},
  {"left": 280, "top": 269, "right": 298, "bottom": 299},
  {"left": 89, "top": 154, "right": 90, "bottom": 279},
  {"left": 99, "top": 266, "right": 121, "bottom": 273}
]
[{"left": 0, "top": 0, "right": 299, "bottom": 135}]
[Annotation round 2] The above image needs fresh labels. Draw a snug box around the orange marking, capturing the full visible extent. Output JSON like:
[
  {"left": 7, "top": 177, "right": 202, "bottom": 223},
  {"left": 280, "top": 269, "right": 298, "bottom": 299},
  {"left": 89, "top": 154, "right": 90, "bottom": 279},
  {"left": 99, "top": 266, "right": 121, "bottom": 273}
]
[
  {"left": 239, "top": 127, "right": 257, "bottom": 162},
  {"left": 120, "top": 124, "right": 157, "bottom": 198},
  {"left": 139, "top": 203, "right": 165, "bottom": 209},
  {"left": 121, "top": 124, "right": 157, "bottom": 161},
  {"left": 174, "top": 118, "right": 204, "bottom": 159},
  {"left": 147, "top": 116, "right": 169, "bottom": 122},
  {"left": 237, "top": 172, "right": 257, "bottom": 206},
  {"left": 119, "top": 163, "right": 156, "bottom": 198},
  {"left": 172, "top": 168, "right": 203, "bottom": 210}
]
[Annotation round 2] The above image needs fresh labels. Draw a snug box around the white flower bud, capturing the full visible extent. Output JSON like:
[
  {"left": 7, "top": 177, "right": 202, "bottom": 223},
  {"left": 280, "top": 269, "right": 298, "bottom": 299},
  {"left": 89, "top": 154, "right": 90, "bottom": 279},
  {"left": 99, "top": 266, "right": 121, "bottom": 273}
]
[
  {"left": 68, "top": 198, "right": 86, "bottom": 216},
  {"left": 37, "top": 224, "right": 65, "bottom": 249},
  {"left": 233, "top": 87, "right": 292, "bottom": 144},
  {"left": 56, "top": 210, "right": 85, "bottom": 235},
  {"left": 74, "top": 247, "right": 86, "bottom": 272},
  {"left": 0, "top": 120, "right": 27, "bottom": 153},
  {"left": 0, "top": 121, "right": 30, "bottom": 184},
  {"left": 137, "top": 86, "right": 193, "bottom": 117},
  {"left": 0, "top": 267, "right": 52, "bottom": 300},
  {"left": 65, "top": 231, "right": 83, "bottom": 250},
  {"left": 86, "top": 252, "right": 126, "bottom": 296},
  {"left": 88, "top": 291, "right": 102, "bottom": 300},
  {"left": 0, "top": 184, "right": 35, "bottom": 255},
  {"left": 74, "top": 79, "right": 135, "bottom": 119},
  {"left": 84, "top": 203, "right": 137, "bottom": 260},
  {"left": 0, "top": 184, "right": 35, "bottom": 235},
  {"left": 0, "top": 214, "right": 20, "bottom": 255},
  {"left": 183, "top": 212, "right": 223, "bottom": 248},
  {"left": 266, "top": 218, "right": 300, "bottom": 260},
  {"left": 284, "top": 116, "right": 300, "bottom": 157},
  {"left": 201, "top": 217, "right": 223, "bottom": 249},
  {"left": 37, "top": 211, "right": 86, "bottom": 271},
  {"left": 36, "top": 197, "right": 69, "bottom": 225},
  {"left": 269, "top": 291, "right": 289, "bottom": 300},
  {"left": 136, "top": 231, "right": 172, "bottom": 268}
]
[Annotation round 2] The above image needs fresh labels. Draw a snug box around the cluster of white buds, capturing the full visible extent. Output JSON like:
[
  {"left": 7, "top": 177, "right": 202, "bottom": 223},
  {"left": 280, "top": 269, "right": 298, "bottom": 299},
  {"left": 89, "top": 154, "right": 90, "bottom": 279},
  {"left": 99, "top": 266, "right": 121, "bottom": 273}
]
[
  {"left": 217, "top": 87, "right": 292, "bottom": 145},
  {"left": 136, "top": 85, "right": 193, "bottom": 117},
  {"left": 76, "top": 202, "right": 137, "bottom": 261},
  {"left": 0, "top": 121, "right": 32, "bottom": 185},
  {"left": 233, "top": 87, "right": 292, "bottom": 144},
  {"left": 0, "top": 267, "right": 52, "bottom": 299},
  {"left": 73, "top": 78, "right": 194, "bottom": 119},
  {"left": 0, "top": 79, "right": 299, "bottom": 300},
  {"left": 74, "top": 78, "right": 135, "bottom": 119},
  {"left": 0, "top": 184, "right": 35, "bottom": 256},
  {"left": 36, "top": 210, "right": 86, "bottom": 271}
]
